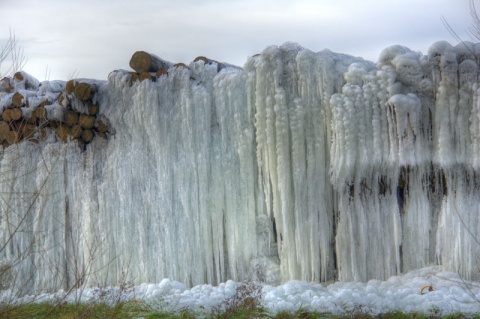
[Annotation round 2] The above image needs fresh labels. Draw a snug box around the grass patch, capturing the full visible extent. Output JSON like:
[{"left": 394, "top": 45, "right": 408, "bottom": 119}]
[
  {"left": 1, "top": 281, "right": 480, "bottom": 319},
  {"left": 1, "top": 301, "right": 480, "bottom": 319}
]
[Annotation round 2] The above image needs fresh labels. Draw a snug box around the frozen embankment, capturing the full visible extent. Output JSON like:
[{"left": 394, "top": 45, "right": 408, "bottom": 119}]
[
  {"left": 1, "top": 41, "right": 480, "bottom": 297},
  {"left": 3, "top": 267, "right": 480, "bottom": 316}
]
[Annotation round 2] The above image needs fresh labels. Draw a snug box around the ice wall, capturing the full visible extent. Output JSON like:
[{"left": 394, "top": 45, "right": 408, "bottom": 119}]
[{"left": 2, "top": 41, "right": 480, "bottom": 295}]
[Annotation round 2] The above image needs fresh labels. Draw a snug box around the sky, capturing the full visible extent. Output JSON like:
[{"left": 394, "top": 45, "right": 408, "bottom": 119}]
[{"left": 0, "top": 0, "right": 474, "bottom": 81}]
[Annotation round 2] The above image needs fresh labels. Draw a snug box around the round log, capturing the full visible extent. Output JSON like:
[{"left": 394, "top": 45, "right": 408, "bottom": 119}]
[
  {"left": 81, "top": 129, "right": 94, "bottom": 143},
  {"left": 2, "top": 109, "right": 12, "bottom": 122},
  {"left": 174, "top": 63, "right": 189, "bottom": 69},
  {"left": 64, "top": 110, "right": 79, "bottom": 127},
  {"left": 88, "top": 103, "right": 99, "bottom": 115},
  {"left": 0, "top": 77, "right": 13, "bottom": 93},
  {"left": 57, "top": 92, "right": 70, "bottom": 107},
  {"left": 10, "top": 108, "right": 22, "bottom": 121},
  {"left": 13, "top": 71, "right": 39, "bottom": 90},
  {"left": 0, "top": 121, "right": 10, "bottom": 141},
  {"left": 129, "top": 51, "right": 172, "bottom": 73},
  {"left": 95, "top": 119, "right": 108, "bottom": 133},
  {"left": 193, "top": 56, "right": 226, "bottom": 72},
  {"left": 79, "top": 114, "right": 95, "bottom": 129},
  {"left": 35, "top": 106, "right": 47, "bottom": 119},
  {"left": 70, "top": 124, "right": 83, "bottom": 138},
  {"left": 74, "top": 82, "right": 93, "bottom": 101},
  {"left": 12, "top": 92, "right": 24, "bottom": 107},
  {"left": 13, "top": 72, "right": 24, "bottom": 81},
  {"left": 194, "top": 56, "right": 209, "bottom": 64},
  {"left": 66, "top": 79, "right": 75, "bottom": 94}
]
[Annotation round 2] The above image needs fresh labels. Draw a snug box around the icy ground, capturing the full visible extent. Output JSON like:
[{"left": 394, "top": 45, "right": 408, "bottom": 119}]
[{"left": 3, "top": 266, "right": 480, "bottom": 315}]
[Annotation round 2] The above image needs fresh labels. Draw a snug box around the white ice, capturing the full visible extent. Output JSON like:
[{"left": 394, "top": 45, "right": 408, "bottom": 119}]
[
  {"left": 1, "top": 41, "right": 480, "bottom": 303},
  {"left": 3, "top": 267, "right": 480, "bottom": 316}
]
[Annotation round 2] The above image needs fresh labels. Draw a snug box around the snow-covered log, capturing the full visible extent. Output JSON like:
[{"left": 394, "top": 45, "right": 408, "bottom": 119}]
[
  {"left": 74, "top": 82, "right": 96, "bottom": 101},
  {"left": 3, "top": 108, "right": 22, "bottom": 121},
  {"left": 0, "top": 77, "right": 13, "bottom": 93},
  {"left": 13, "top": 71, "right": 40, "bottom": 90},
  {"left": 12, "top": 92, "right": 24, "bottom": 107},
  {"left": 129, "top": 51, "right": 173, "bottom": 73},
  {"left": 193, "top": 56, "right": 226, "bottom": 72}
]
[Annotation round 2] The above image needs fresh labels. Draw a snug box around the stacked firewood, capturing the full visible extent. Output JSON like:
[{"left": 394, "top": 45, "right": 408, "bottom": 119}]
[
  {"left": 0, "top": 71, "right": 112, "bottom": 150},
  {"left": 127, "top": 51, "right": 226, "bottom": 84}
]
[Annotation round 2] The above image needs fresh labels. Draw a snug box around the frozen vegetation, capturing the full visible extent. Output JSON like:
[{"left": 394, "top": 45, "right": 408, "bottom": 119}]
[{"left": 1, "top": 41, "right": 480, "bottom": 315}]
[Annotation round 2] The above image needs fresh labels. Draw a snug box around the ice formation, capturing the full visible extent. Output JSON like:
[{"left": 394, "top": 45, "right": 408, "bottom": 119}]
[
  {"left": 4, "top": 267, "right": 480, "bottom": 316},
  {"left": 1, "top": 41, "right": 480, "bottom": 296}
]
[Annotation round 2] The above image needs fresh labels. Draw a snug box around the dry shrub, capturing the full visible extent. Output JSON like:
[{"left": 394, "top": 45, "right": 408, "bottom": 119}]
[{"left": 211, "top": 279, "right": 265, "bottom": 319}]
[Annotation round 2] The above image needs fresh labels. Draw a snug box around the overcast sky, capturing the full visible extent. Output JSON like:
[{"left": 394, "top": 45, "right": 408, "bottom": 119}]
[{"left": 0, "top": 0, "right": 474, "bottom": 81}]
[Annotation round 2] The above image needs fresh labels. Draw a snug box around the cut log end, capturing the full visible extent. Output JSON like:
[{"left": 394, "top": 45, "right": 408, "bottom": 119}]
[
  {"left": 2, "top": 109, "right": 12, "bottom": 122},
  {"left": 0, "top": 77, "right": 13, "bottom": 93},
  {"left": 95, "top": 119, "right": 108, "bottom": 133},
  {"left": 129, "top": 51, "right": 172, "bottom": 73},
  {"left": 10, "top": 108, "right": 22, "bottom": 121},
  {"left": 64, "top": 110, "right": 79, "bottom": 127},
  {"left": 70, "top": 124, "right": 83, "bottom": 138},
  {"left": 13, "top": 72, "right": 24, "bottom": 81},
  {"left": 35, "top": 106, "right": 47, "bottom": 119},
  {"left": 81, "top": 129, "right": 94, "bottom": 143},
  {"left": 194, "top": 56, "right": 209, "bottom": 64},
  {"left": 174, "top": 63, "right": 189, "bottom": 69},
  {"left": 88, "top": 103, "right": 99, "bottom": 115},
  {"left": 12, "top": 92, "right": 24, "bottom": 107},
  {"left": 74, "top": 83, "right": 92, "bottom": 101},
  {"left": 57, "top": 93, "right": 70, "bottom": 107},
  {"left": 79, "top": 114, "right": 95, "bottom": 129},
  {"left": 129, "top": 51, "right": 154, "bottom": 73},
  {"left": 66, "top": 80, "right": 75, "bottom": 94}
]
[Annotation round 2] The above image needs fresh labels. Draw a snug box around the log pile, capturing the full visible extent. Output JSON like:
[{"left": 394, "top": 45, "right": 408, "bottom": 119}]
[
  {"left": 0, "top": 72, "right": 112, "bottom": 150},
  {"left": 126, "top": 51, "right": 228, "bottom": 85},
  {"left": 0, "top": 51, "right": 230, "bottom": 150}
]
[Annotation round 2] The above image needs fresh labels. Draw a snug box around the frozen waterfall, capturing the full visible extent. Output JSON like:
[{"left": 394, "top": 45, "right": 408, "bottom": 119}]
[{"left": 1, "top": 41, "right": 480, "bottom": 295}]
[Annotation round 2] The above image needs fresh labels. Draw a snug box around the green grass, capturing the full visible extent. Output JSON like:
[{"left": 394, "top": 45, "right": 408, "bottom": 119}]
[
  {"left": 1, "top": 301, "right": 480, "bottom": 319},
  {"left": 1, "top": 281, "right": 479, "bottom": 319}
]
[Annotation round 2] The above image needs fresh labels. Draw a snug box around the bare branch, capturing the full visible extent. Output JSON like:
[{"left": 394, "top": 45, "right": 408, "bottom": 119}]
[
  {"left": 0, "top": 29, "right": 27, "bottom": 77},
  {"left": 468, "top": 0, "right": 480, "bottom": 42}
]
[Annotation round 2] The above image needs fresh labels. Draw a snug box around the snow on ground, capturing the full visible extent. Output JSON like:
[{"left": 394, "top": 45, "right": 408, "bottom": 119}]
[{"left": 2, "top": 266, "right": 480, "bottom": 315}]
